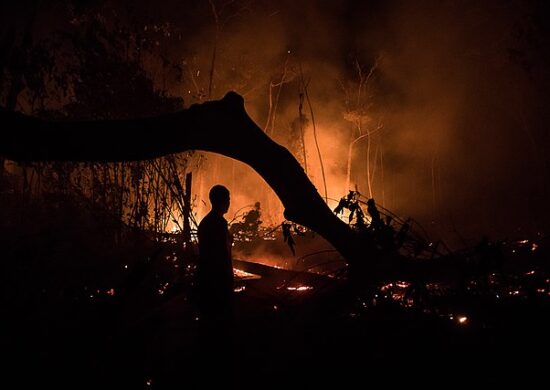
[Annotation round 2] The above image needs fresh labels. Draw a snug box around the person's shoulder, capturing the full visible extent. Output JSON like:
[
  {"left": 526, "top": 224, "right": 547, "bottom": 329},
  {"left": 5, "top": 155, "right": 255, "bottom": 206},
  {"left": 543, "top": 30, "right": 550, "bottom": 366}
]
[{"left": 199, "top": 212, "right": 227, "bottom": 229}]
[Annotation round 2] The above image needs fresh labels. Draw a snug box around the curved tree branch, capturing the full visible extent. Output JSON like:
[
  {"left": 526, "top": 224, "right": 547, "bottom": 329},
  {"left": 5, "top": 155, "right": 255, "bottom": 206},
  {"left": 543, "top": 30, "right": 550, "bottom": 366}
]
[
  {"left": 1, "top": 93, "right": 369, "bottom": 259},
  {"left": 3, "top": 92, "right": 447, "bottom": 284}
]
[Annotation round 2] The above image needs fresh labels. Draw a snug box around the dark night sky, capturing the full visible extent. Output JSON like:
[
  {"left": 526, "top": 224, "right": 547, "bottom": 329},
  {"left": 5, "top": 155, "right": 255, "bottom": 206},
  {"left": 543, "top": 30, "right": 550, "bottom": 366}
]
[{"left": 2, "top": 0, "right": 550, "bottom": 244}]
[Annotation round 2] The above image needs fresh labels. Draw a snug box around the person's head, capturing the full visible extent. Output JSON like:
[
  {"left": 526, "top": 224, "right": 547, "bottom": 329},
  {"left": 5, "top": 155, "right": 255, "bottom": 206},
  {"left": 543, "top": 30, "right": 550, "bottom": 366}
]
[{"left": 209, "top": 185, "right": 230, "bottom": 215}]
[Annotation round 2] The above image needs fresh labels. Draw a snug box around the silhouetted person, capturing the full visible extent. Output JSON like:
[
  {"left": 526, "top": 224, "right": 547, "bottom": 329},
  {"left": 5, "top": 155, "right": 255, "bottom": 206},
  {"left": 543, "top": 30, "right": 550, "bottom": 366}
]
[
  {"left": 282, "top": 221, "right": 296, "bottom": 255},
  {"left": 367, "top": 198, "right": 383, "bottom": 230},
  {"left": 243, "top": 201, "right": 262, "bottom": 231},
  {"left": 196, "top": 185, "right": 234, "bottom": 304},
  {"left": 230, "top": 201, "right": 262, "bottom": 240},
  {"left": 194, "top": 185, "right": 235, "bottom": 385}
]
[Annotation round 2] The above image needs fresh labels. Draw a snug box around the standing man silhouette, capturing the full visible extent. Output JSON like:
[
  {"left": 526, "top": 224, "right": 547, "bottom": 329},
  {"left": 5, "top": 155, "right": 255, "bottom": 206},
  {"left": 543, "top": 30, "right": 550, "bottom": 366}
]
[
  {"left": 196, "top": 184, "right": 234, "bottom": 316},
  {"left": 194, "top": 185, "right": 235, "bottom": 385}
]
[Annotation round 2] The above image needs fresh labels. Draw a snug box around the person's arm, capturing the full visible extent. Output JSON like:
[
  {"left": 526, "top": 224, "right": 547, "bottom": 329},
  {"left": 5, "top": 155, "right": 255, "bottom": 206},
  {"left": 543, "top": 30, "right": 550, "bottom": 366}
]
[{"left": 226, "top": 225, "right": 233, "bottom": 261}]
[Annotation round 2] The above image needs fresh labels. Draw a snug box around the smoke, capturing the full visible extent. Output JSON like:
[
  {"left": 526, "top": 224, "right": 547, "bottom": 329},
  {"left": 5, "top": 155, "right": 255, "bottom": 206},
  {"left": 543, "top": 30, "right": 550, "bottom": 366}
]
[
  {"left": 10, "top": 0, "right": 547, "bottom": 245},
  {"left": 177, "top": 1, "right": 544, "bottom": 247},
  {"left": 368, "top": 0, "right": 549, "bottom": 243},
  {"left": 167, "top": 0, "right": 549, "bottom": 246}
]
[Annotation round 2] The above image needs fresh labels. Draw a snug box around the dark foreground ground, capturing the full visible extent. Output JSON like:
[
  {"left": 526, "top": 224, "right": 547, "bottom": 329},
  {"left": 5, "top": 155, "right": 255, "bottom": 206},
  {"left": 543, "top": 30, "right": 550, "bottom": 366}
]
[
  {"left": 2, "top": 249, "right": 549, "bottom": 389},
  {"left": 2, "top": 172, "right": 548, "bottom": 388}
]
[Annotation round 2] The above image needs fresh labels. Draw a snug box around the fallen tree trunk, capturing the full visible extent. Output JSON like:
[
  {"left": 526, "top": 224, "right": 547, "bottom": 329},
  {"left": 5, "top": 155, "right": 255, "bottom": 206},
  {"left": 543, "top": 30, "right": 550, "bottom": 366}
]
[{"left": 1, "top": 92, "right": 458, "bottom": 285}]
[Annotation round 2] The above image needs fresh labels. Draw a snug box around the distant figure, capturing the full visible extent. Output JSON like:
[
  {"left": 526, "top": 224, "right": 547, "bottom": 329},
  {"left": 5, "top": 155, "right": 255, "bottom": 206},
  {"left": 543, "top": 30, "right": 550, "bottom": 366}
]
[
  {"left": 196, "top": 184, "right": 234, "bottom": 311},
  {"left": 243, "top": 201, "right": 262, "bottom": 231},
  {"left": 366, "top": 198, "right": 383, "bottom": 230},
  {"left": 230, "top": 201, "right": 262, "bottom": 240},
  {"left": 282, "top": 221, "right": 296, "bottom": 255}
]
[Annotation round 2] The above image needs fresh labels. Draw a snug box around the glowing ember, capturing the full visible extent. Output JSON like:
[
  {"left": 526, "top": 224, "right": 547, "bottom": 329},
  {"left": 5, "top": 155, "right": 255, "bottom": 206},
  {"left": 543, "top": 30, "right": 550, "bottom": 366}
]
[
  {"left": 234, "top": 285, "right": 246, "bottom": 293},
  {"left": 158, "top": 282, "right": 169, "bottom": 295},
  {"left": 457, "top": 316, "right": 468, "bottom": 324},
  {"left": 531, "top": 243, "right": 538, "bottom": 251},
  {"left": 395, "top": 281, "right": 411, "bottom": 288},
  {"left": 106, "top": 288, "right": 115, "bottom": 296},
  {"left": 286, "top": 285, "right": 313, "bottom": 292},
  {"left": 233, "top": 268, "right": 261, "bottom": 280},
  {"left": 525, "top": 270, "right": 536, "bottom": 276},
  {"left": 391, "top": 292, "right": 405, "bottom": 301},
  {"left": 404, "top": 297, "right": 414, "bottom": 308}
]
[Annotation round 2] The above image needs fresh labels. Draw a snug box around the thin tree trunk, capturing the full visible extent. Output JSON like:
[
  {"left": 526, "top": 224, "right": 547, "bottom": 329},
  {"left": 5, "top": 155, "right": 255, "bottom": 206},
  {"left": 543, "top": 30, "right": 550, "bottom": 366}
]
[
  {"left": 380, "top": 141, "right": 385, "bottom": 206},
  {"left": 431, "top": 154, "right": 436, "bottom": 220},
  {"left": 366, "top": 126, "right": 372, "bottom": 198},
  {"left": 345, "top": 138, "right": 353, "bottom": 193},
  {"left": 208, "top": 0, "right": 220, "bottom": 100},
  {"left": 183, "top": 172, "right": 192, "bottom": 246},
  {"left": 300, "top": 70, "right": 327, "bottom": 201},
  {"left": 264, "top": 82, "right": 273, "bottom": 132},
  {"left": 208, "top": 33, "right": 218, "bottom": 99},
  {"left": 299, "top": 93, "right": 308, "bottom": 174},
  {"left": 345, "top": 133, "right": 368, "bottom": 194}
]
